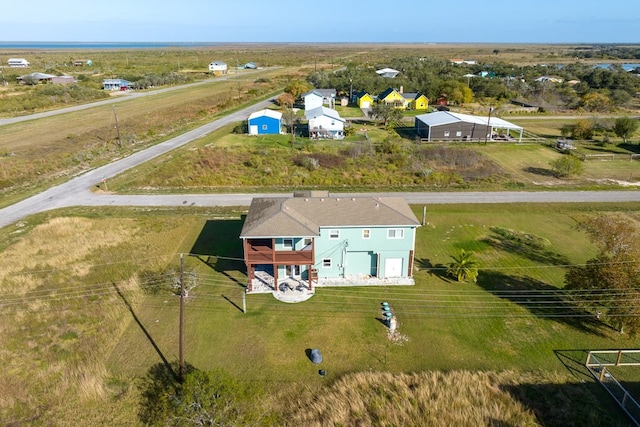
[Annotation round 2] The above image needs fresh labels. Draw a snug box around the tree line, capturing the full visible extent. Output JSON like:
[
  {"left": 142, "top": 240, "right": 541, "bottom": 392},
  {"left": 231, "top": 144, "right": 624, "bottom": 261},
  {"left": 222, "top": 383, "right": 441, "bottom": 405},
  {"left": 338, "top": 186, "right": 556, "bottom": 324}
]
[{"left": 306, "top": 56, "right": 640, "bottom": 112}]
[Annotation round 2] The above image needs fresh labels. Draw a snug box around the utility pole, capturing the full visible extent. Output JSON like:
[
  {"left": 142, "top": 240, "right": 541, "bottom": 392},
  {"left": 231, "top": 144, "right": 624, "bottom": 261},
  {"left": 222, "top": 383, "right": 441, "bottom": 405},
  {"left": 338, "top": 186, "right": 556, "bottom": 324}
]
[
  {"left": 112, "top": 106, "right": 121, "bottom": 148},
  {"left": 178, "top": 253, "right": 185, "bottom": 382},
  {"left": 0, "top": 64, "right": 6, "bottom": 87},
  {"left": 349, "top": 78, "right": 353, "bottom": 104},
  {"left": 485, "top": 105, "right": 493, "bottom": 144}
]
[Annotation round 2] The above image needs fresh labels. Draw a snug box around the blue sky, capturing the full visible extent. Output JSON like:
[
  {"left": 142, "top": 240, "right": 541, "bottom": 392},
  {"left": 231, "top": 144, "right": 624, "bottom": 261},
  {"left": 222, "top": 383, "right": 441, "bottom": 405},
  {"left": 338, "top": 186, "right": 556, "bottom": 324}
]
[{"left": 1, "top": 0, "right": 637, "bottom": 43}]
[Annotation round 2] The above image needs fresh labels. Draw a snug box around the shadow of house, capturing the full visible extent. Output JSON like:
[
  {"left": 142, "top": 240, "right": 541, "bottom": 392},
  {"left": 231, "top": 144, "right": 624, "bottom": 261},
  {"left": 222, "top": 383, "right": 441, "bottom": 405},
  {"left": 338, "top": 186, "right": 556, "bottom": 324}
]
[
  {"left": 481, "top": 229, "right": 570, "bottom": 266},
  {"left": 394, "top": 126, "right": 419, "bottom": 141},
  {"left": 476, "top": 270, "right": 606, "bottom": 336},
  {"left": 415, "top": 258, "right": 451, "bottom": 282},
  {"left": 190, "top": 219, "right": 247, "bottom": 287}
]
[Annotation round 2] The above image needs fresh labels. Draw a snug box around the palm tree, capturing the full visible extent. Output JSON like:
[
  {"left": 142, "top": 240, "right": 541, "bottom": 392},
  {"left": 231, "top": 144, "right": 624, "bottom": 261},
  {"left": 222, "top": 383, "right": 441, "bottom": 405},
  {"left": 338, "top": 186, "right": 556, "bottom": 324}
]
[{"left": 446, "top": 249, "right": 479, "bottom": 283}]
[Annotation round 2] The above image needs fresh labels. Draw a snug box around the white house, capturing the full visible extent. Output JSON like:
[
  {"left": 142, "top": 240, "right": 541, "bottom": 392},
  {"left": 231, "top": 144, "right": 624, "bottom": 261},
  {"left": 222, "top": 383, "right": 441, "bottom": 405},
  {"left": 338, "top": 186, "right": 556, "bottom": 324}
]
[
  {"left": 302, "top": 91, "right": 323, "bottom": 110},
  {"left": 302, "top": 89, "right": 337, "bottom": 110},
  {"left": 376, "top": 68, "right": 400, "bottom": 78},
  {"left": 8, "top": 58, "right": 29, "bottom": 68},
  {"left": 208, "top": 61, "right": 228, "bottom": 75},
  {"left": 305, "top": 106, "right": 345, "bottom": 140}
]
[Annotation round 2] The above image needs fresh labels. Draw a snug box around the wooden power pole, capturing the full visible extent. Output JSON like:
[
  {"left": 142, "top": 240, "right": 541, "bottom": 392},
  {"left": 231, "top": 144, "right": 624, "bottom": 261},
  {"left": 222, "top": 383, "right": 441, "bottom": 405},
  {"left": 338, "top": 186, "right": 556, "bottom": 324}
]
[{"left": 178, "top": 253, "right": 185, "bottom": 382}]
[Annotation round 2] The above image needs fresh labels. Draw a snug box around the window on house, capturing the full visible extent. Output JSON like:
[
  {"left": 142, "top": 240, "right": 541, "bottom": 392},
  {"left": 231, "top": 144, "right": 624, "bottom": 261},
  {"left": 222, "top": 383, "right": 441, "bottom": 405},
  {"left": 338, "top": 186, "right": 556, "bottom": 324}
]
[
  {"left": 387, "top": 229, "right": 404, "bottom": 239},
  {"left": 329, "top": 229, "right": 340, "bottom": 239},
  {"left": 322, "top": 258, "right": 332, "bottom": 268},
  {"left": 283, "top": 239, "right": 293, "bottom": 249},
  {"left": 262, "top": 124, "right": 268, "bottom": 130},
  {"left": 456, "top": 131, "right": 462, "bottom": 137},
  {"left": 362, "top": 229, "right": 371, "bottom": 239},
  {"left": 444, "top": 131, "right": 450, "bottom": 137}
]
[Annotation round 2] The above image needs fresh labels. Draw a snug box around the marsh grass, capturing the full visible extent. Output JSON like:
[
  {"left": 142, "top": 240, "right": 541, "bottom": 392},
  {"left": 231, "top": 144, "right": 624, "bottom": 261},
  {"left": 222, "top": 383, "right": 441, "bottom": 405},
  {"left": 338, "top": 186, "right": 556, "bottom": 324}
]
[
  {"left": 111, "top": 125, "right": 640, "bottom": 195},
  {"left": 283, "top": 370, "right": 625, "bottom": 426}
]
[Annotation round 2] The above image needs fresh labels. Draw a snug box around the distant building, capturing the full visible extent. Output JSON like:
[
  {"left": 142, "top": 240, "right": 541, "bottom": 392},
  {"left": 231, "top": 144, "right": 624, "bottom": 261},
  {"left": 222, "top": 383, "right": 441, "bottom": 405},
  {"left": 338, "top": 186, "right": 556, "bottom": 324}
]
[
  {"left": 376, "top": 67, "right": 400, "bottom": 78},
  {"left": 17, "top": 73, "right": 75, "bottom": 85},
  {"left": 449, "top": 59, "right": 477, "bottom": 65},
  {"left": 535, "top": 76, "right": 563, "bottom": 83},
  {"left": 415, "top": 111, "right": 523, "bottom": 142},
  {"left": 103, "top": 78, "right": 132, "bottom": 91},
  {"left": 248, "top": 109, "right": 283, "bottom": 135},
  {"left": 353, "top": 91, "right": 374, "bottom": 108},
  {"left": 302, "top": 89, "right": 337, "bottom": 110},
  {"left": 305, "top": 106, "right": 345, "bottom": 140},
  {"left": 209, "top": 61, "right": 228, "bottom": 75},
  {"left": 8, "top": 58, "right": 29, "bottom": 68}
]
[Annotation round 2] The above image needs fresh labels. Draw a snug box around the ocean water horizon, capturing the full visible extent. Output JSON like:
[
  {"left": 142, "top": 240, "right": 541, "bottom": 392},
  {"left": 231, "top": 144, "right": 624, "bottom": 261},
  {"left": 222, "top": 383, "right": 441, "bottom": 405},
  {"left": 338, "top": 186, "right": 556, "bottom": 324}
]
[{"left": 0, "top": 41, "right": 223, "bottom": 50}]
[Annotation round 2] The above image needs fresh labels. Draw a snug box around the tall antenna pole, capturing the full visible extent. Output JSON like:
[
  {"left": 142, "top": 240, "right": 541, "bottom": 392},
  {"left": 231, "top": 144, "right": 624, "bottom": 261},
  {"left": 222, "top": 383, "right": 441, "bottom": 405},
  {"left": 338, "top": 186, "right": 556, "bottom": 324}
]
[{"left": 178, "top": 253, "right": 185, "bottom": 382}]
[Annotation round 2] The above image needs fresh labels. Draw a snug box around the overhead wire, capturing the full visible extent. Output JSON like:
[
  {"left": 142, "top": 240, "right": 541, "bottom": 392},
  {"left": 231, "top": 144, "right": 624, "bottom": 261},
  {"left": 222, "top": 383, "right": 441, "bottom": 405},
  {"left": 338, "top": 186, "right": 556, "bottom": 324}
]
[{"left": 2, "top": 249, "right": 640, "bottom": 320}]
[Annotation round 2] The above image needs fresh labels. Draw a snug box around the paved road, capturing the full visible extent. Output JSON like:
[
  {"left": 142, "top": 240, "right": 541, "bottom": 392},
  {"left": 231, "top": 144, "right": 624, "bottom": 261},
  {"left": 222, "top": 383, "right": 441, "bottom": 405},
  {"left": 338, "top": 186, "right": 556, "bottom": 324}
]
[
  {"left": 1, "top": 95, "right": 639, "bottom": 230},
  {"left": 0, "top": 96, "right": 278, "bottom": 228},
  {"left": 0, "top": 70, "right": 265, "bottom": 126}
]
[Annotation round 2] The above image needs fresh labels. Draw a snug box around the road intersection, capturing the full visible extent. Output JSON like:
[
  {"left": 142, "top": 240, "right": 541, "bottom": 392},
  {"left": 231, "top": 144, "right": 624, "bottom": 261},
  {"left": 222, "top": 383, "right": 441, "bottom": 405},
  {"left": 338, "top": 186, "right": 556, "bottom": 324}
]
[{"left": 1, "top": 96, "right": 639, "bottom": 230}]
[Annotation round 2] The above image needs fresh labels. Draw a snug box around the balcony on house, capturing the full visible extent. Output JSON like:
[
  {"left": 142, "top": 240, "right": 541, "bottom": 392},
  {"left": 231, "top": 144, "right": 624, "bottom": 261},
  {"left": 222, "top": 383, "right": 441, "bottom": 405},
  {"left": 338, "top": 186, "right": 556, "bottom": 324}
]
[{"left": 245, "top": 238, "right": 313, "bottom": 265}]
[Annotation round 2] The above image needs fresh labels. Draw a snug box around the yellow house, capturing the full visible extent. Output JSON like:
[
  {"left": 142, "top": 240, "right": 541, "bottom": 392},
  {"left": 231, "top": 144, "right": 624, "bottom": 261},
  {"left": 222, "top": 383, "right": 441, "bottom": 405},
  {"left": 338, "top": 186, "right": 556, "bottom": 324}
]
[
  {"left": 354, "top": 91, "right": 374, "bottom": 108},
  {"left": 404, "top": 92, "right": 429, "bottom": 110},
  {"left": 378, "top": 88, "right": 407, "bottom": 109}
]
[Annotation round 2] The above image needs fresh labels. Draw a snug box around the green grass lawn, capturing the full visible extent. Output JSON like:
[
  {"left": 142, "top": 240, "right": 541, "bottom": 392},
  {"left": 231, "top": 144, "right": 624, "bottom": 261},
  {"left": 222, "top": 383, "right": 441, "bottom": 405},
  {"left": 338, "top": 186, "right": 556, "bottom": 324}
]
[
  {"left": 3, "top": 203, "right": 640, "bottom": 424},
  {"left": 106, "top": 203, "right": 638, "bottom": 383}
]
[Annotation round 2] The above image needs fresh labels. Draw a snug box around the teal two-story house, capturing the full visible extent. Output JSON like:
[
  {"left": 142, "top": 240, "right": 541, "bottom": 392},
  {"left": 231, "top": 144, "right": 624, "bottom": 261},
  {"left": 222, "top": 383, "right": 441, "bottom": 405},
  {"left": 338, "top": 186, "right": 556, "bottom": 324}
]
[{"left": 240, "top": 192, "right": 420, "bottom": 293}]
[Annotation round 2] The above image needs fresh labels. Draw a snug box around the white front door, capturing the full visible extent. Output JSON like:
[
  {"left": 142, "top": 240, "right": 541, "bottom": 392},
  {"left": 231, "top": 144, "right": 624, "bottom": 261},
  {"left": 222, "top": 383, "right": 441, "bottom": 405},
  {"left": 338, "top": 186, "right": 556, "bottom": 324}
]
[
  {"left": 384, "top": 258, "right": 403, "bottom": 277},
  {"left": 286, "top": 265, "right": 301, "bottom": 278}
]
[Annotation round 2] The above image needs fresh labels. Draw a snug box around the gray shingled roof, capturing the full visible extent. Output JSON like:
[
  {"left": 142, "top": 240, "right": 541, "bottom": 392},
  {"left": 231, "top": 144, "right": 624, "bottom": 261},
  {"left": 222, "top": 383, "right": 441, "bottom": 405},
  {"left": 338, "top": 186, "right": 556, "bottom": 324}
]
[{"left": 240, "top": 195, "right": 420, "bottom": 238}]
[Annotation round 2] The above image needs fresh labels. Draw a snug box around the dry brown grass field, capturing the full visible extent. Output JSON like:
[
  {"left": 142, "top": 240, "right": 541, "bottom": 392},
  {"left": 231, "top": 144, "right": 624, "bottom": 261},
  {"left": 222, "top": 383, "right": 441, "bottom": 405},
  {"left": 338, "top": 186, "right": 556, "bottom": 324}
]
[
  {"left": 281, "top": 370, "right": 617, "bottom": 427},
  {"left": 0, "top": 67, "right": 289, "bottom": 206}
]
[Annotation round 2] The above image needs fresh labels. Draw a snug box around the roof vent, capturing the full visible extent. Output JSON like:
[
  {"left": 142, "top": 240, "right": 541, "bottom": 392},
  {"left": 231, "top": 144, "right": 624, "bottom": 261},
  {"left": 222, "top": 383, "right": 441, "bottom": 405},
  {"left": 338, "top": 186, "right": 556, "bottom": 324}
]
[
  {"left": 336, "top": 198, "right": 340, "bottom": 201},
  {"left": 321, "top": 198, "right": 325, "bottom": 202},
  {"left": 351, "top": 198, "right": 355, "bottom": 201}
]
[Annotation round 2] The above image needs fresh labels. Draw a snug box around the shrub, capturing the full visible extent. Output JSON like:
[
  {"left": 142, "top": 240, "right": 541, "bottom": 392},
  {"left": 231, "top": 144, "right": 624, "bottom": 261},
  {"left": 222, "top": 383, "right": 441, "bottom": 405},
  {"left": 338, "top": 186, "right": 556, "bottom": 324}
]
[{"left": 550, "top": 155, "right": 584, "bottom": 178}]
